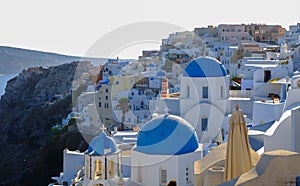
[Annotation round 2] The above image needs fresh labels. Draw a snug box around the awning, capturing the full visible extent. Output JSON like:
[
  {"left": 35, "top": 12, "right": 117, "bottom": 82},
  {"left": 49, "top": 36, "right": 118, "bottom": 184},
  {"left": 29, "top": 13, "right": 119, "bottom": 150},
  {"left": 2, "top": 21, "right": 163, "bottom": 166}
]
[
  {"left": 268, "top": 77, "right": 291, "bottom": 84},
  {"left": 230, "top": 80, "right": 241, "bottom": 87}
]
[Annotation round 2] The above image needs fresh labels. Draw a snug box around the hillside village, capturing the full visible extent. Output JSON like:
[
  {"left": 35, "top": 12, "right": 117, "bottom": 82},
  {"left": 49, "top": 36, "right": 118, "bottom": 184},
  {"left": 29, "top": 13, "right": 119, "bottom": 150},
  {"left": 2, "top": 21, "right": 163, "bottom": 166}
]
[{"left": 50, "top": 23, "right": 300, "bottom": 186}]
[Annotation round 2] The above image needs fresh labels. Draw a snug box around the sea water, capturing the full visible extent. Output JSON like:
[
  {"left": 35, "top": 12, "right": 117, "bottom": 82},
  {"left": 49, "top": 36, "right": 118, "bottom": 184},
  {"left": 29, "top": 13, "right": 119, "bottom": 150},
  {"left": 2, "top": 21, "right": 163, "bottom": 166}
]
[{"left": 0, "top": 74, "right": 17, "bottom": 98}]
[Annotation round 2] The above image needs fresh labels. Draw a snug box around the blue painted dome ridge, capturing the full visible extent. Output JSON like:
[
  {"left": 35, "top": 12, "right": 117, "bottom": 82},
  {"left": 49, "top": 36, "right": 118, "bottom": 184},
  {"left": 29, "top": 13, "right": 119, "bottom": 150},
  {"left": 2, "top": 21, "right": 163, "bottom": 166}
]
[
  {"left": 183, "top": 56, "right": 227, "bottom": 78},
  {"left": 135, "top": 115, "right": 199, "bottom": 155},
  {"left": 86, "top": 131, "right": 118, "bottom": 155},
  {"left": 183, "top": 61, "right": 205, "bottom": 77},
  {"left": 148, "top": 63, "right": 155, "bottom": 67},
  {"left": 137, "top": 115, "right": 180, "bottom": 146},
  {"left": 176, "top": 131, "right": 199, "bottom": 155},
  {"left": 219, "top": 63, "right": 227, "bottom": 76},
  {"left": 156, "top": 70, "right": 166, "bottom": 77}
]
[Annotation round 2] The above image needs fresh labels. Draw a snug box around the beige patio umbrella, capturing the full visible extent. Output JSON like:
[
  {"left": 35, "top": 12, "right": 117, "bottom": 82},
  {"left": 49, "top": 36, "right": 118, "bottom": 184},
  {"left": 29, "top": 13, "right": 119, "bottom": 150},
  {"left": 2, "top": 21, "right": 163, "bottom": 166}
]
[{"left": 224, "top": 104, "right": 252, "bottom": 181}]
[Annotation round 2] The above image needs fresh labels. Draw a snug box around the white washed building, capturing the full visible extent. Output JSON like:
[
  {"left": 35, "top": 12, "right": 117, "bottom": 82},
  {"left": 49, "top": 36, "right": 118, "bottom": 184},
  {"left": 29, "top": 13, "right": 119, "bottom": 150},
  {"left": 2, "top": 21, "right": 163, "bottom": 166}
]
[
  {"left": 130, "top": 114, "right": 202, "bottom": 186},
  {"left": 180, "top": 56, "right": 230, "bottom": 144},
  {"left": 84, "top": 131, "right": 122, "bottom": 186},
  {"left": 264, "top": 75, "right": 300, "bottom": 154}
]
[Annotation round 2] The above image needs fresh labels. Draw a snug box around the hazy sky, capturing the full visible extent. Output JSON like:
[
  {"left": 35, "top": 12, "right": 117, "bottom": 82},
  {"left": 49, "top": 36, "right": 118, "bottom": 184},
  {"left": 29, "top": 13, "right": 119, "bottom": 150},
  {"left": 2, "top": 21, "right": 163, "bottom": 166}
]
[{"left": 0, "top": 0, "right": 299, "bottom": 58}]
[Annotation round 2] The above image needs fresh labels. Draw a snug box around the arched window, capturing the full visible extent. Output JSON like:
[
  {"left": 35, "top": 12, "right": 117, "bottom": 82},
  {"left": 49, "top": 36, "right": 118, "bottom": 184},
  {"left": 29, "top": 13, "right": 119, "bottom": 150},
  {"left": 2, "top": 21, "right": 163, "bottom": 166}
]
[
  {"left": 137, "top": 162, "right": 142, "bottom": 183},
  {"left": 94, "top": 159, "right": 102, "bottom": 179},
  {"left": 202, "top": 86, "right": 208, "bottom": 99},
  {"left": 109, "top": 160, "right": 114, "bottom": 178},
  {"left": 201, "top": 116, "right": 208, "bottom": 131}
]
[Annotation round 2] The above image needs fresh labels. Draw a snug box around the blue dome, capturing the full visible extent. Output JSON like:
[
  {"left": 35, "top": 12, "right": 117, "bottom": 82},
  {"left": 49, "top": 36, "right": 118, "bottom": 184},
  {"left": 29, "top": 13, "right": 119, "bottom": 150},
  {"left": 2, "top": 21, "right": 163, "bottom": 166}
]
[
  {"left": 134, "top": 115, "right": 199, "bottom": 155},
  {"left": 183, "top": 56, "right": 227, "bottom": 77},
  {"left": 156, "top": 70, "right": 166, "bottom": 77},
  {"left": 148, "top": 63, "right": 155, "bottom": 67},
  {"left": 86, "top": 132, "right": 117, "bottom": 156}
]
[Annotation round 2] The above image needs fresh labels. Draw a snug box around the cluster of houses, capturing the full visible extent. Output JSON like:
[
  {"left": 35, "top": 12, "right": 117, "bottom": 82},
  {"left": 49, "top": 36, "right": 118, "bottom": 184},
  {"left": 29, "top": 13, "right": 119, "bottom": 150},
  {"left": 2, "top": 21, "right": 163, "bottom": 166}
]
[{"left": 50, "top": 23, "right": 300, "bottom": 186}]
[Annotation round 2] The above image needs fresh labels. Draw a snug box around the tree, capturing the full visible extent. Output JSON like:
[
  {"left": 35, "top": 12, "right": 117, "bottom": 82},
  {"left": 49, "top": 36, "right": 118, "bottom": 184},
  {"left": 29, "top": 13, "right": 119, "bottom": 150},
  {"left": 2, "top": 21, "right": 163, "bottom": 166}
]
[{"left": 117, "top": 97, "right": 129, "bottom": 131}]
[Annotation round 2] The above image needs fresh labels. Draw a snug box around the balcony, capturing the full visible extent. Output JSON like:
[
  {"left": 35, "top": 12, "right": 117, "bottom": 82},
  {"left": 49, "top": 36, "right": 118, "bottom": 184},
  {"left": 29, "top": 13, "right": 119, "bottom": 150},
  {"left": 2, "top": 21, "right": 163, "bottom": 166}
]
[{"left": 229, "top": 90, "right": 253, "bottom": 98}]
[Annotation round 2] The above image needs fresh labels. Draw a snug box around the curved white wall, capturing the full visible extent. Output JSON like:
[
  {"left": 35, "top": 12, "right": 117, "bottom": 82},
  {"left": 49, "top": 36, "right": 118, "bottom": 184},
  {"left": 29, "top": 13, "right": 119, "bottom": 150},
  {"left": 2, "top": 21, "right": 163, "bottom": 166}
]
[{"left": 264, "top": 111, "right": 292, "bottom": 152}]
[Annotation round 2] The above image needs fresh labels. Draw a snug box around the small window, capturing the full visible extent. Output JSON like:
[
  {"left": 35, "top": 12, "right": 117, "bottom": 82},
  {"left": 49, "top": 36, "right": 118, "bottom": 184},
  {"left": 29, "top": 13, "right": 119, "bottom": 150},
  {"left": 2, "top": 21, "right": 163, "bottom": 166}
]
[
  {"left": 94, "top": 159, "right": 102, "bottom": 179},
  {"left": 264, "top": 70, "right": 271, "bottom": 82},
  {"left": 109, "top": 160, "right": 114, "bottom": 178},
  {"left": 160, "top": 168, "right": 167, "bottom": 186},
  {"left": 297, "top": 80, "right": 300, "bottom": 88},
  {"left": 187, "top": 86, "right": 190, "bottom": 98},
  {"left": 220, "top": 86, "right": 224, "bottom": 98},
  {"left": 202, "top": 87, "right": 208, "bottom": 99},
  {"left": 106, "top": 96, "right": 108, "bottom": 100},
  {"left": 201, "top": 117, "right": 208, "bottom": 131},
  {"left": 137, "top": 163, "right": 142, "bottom": 183},
  {"left": 186, "top": 166, "right": 192, "bottom": 184},
  {"left": 85, "top": 158, "right": 89, "bottom": 179},
  {"left": 99, "top": 102, "right": 101, "bottom": 108},
  {"left": 106, "top": 88, "right": 108, "bottom": 92}
]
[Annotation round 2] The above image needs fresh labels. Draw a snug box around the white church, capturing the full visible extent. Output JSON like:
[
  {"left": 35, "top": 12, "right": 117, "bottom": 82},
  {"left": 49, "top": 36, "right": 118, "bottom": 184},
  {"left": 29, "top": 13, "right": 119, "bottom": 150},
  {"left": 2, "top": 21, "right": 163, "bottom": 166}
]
[
  {"left": 83, "top": 130, "right": 122, "bottom": 186},
  {"left": 180, "top": 57, "right": 229, "bottom": 145},
  {"left": 130, "top": 114, "right": 202, "bottom": 186}
]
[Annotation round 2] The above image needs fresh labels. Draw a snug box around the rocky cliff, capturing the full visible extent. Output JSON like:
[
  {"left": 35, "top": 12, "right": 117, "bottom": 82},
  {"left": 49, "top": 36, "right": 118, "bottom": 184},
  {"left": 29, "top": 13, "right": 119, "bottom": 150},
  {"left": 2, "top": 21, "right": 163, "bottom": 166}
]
[
  {"left": 0, "top": 62, "right": 90, "bottom": 185},
  {"left": 0, "top": 46, "right": 107, "bottom": 74}
]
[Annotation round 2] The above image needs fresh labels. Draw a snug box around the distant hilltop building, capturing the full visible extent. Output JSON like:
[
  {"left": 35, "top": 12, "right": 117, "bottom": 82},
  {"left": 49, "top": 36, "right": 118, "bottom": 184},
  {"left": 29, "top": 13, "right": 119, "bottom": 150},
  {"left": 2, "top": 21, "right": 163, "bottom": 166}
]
[
  {"left": 194, "top": 25, "right": 218, "bottom": 38},
  {"left": 139, "top": 50, "right": 159, "bottom": 58},
  {"left": 245, "top": 24, "right": 286, "bottom": 45},
  {"left": 218, "top": 24, "right": 253, "bottom": 43},
  {"left": 284, "top": 23, "right": 300, "bottom": 47},
  {"left": 217, "top": 24, "right": 286, "bottom": 45}
]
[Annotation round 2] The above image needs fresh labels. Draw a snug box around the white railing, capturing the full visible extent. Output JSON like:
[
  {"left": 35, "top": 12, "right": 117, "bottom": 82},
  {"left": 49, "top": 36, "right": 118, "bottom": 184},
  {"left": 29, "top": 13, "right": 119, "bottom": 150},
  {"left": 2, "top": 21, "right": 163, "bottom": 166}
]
[{"left": 230, "top": 90, "right": 253, "bottom": 98}]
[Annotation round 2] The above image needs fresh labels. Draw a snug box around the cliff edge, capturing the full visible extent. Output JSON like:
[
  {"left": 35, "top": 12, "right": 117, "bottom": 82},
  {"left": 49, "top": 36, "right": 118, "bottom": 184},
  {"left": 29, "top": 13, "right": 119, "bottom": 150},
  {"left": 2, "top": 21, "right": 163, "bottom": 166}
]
[{"left": 0, "top": 62, "right": 90, "bottom": 185}]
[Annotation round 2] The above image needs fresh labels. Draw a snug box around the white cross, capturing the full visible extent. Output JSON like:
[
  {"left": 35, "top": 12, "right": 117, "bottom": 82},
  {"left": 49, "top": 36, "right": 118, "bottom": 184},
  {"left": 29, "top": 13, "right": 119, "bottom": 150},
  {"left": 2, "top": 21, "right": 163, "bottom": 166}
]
[{"left": 100, "top": 124, "right": 106, "bottom": 132}]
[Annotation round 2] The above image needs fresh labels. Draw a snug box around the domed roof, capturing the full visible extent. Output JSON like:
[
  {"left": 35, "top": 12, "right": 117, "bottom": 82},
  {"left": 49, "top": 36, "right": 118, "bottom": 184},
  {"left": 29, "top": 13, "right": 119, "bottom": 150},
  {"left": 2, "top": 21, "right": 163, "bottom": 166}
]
[
  {"left": 183, "top": 56, "right": 227, "bottom": 78},
  {"left": 86, "top": 131, "right": 118, "bottom": 156},
  {"left": 156, "top": 70, "right": 166, "bottom": 77},
  {"left": 147, "top": 63, "right": 155, "bottom": 67},
  {"left": 134, "top": 115, "right": 199, "bottom": 155}
]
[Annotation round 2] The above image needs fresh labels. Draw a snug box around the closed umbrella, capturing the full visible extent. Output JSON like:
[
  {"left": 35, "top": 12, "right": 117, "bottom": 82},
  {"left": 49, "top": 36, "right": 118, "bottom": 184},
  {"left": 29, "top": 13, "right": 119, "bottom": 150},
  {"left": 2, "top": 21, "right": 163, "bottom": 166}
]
[
  {"left": 216, "top": 128, "right": 223, "bottom": 145},
  {"left": 224, "top": 104, "right": 252, "bottom": 181}
]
